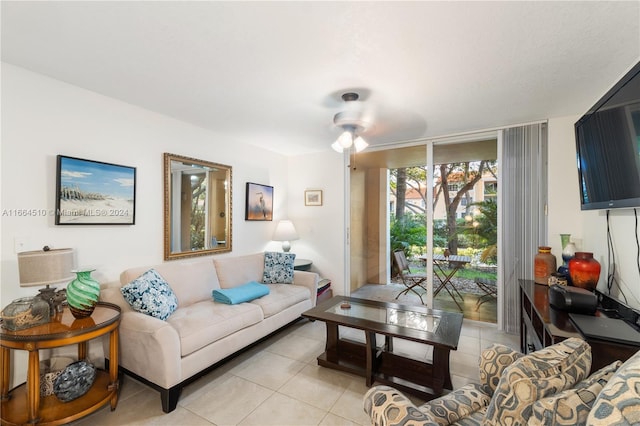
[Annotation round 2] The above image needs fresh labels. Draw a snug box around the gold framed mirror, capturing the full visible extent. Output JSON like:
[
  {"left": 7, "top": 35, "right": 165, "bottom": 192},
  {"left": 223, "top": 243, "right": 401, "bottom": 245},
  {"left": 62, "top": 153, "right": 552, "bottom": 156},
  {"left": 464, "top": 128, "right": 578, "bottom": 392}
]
[{"left": 164, "top": 153, "right": 232, "bottom": 260}]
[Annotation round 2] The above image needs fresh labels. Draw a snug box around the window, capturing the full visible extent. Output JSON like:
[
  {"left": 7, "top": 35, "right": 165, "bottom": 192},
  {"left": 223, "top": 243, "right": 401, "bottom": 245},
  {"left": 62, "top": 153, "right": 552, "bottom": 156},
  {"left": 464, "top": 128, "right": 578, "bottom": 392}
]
[{"left": 484, "top": 182, "right": 497, "bottom": 194}]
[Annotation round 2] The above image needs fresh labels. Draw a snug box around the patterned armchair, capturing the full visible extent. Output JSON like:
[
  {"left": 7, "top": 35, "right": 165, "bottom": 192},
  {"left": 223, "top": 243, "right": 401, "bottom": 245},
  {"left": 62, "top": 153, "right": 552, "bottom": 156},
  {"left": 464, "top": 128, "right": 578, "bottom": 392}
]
[
  {"left": 364, "top": 338, "right": 612, "bottom": 426},
  {"left": 587, "top": 348, "right": 640, "bottom": 425}
]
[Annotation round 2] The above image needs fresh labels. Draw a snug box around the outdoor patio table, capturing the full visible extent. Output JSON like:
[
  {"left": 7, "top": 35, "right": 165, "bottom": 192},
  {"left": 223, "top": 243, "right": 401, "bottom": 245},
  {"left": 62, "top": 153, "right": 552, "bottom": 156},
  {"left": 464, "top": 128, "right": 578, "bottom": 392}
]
[{"left": 420, "top": 254, "right": 472, "bottom": 311}]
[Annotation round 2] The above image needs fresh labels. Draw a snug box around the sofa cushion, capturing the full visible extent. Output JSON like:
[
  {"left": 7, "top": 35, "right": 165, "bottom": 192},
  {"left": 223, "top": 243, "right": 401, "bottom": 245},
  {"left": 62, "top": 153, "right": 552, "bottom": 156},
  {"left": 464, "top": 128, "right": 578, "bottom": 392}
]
[
  {"left": 479, "top": 343, "right": 523, "bottom": 395},
  {"left": 262, "top": 251, "right": 295, "bottom": 284},
  {"left": 214, "top": 253, "right": 265, "bottom": 288},
  {"left": 249, "top": 284, "right": 310, "bottom": 318},
  {"left": 484, "top": 337, "right": 591, "bottom": 425},
  {"left": 166, "top": 301, "right": 264, "bottom": 356},
  {"left": 587, "top": 349, "right": 640, "bottom": 425},
  {"left": 120, "top": 269, "right": 178, "bottom": 320},
  {"left": 529, "top": 360, "right": 621, "bottom": 425},
  {"left": 120, "top": 259, "right": 220, "bottom": 307}
]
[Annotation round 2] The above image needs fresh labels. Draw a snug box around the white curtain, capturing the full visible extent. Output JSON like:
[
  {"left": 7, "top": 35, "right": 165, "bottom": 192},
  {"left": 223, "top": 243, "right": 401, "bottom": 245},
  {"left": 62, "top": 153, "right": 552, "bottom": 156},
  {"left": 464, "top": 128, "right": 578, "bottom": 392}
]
[{"left": 500, "top": 123, "right": 548, "bottom": 334}]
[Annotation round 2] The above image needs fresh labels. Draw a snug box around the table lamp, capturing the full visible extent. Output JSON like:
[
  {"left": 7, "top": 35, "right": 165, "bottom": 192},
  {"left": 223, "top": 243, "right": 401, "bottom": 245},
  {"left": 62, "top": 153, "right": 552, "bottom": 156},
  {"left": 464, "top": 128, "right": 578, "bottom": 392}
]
[
  {"left": 18, "top": 247, "right": 75, "bottom": 315},
  {"left": 272, "top": 220, "right": 299, "bottom": 252}
]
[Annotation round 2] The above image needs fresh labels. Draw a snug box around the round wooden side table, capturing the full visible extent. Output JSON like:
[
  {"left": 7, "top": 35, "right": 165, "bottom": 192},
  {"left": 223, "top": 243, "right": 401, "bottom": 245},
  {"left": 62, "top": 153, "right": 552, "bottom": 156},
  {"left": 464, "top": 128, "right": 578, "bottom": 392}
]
[{"left": 1, "top": 302, "right": 121, "bottom": 425}]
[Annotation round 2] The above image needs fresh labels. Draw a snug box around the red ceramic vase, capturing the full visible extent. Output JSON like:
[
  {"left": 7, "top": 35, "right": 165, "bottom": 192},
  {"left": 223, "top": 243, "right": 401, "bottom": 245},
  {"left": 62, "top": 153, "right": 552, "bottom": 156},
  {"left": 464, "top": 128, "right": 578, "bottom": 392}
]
[{"left": 568, "top": 252, "right": 601, "bottom": 291}]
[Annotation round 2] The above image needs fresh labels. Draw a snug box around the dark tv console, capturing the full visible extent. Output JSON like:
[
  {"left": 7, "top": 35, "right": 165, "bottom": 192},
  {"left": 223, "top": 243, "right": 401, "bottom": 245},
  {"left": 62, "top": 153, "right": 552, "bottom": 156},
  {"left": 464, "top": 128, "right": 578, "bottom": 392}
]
[{"left": 519, "top": 279, "right": 640, "bottom": 373}]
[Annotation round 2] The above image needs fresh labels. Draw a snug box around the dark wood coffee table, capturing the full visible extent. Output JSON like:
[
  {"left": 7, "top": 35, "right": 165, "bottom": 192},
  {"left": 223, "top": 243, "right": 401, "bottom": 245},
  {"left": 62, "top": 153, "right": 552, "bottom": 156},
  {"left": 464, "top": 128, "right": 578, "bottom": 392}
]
[{"left": 302, "top": 296, "right": 463, "bottom": 400}]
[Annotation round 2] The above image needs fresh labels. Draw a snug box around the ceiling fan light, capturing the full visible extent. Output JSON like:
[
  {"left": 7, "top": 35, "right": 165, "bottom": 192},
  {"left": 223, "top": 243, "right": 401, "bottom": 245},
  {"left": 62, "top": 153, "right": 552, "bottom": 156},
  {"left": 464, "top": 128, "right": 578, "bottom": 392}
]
[
  {"left": 331, "top": 141, "right": 344, "bottom": 153},
  {"left": 337, "top": 130, "right": 353, "bottom": 148},
  {"left": 354, "top": 136, "right": 369, "bottom": 152}
]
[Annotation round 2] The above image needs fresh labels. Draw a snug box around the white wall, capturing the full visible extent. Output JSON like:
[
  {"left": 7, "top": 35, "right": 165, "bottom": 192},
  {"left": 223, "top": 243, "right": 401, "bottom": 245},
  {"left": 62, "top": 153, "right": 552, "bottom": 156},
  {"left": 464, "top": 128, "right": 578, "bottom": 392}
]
[
  {"left": 1, "top": 63, "right": 295, "bottom": 291},
  {"left": 548, "top": 115, "right": 584, "bottom": 255},
  {"left": 2, "top": 64, "right": 339, "bottom": 385},
  {"left": 285, "top": 153, "right": 346, "bottom": 295},
  {"left": 548, "top": 116, "right": 640, "bottom": 310}
]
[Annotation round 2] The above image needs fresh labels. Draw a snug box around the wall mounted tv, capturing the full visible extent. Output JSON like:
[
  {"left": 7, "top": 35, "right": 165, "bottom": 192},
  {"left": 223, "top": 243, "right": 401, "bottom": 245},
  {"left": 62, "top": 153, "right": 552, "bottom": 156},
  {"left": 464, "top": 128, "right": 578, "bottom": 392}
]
[{"left": 575, "top": 60, "right": 640, "bottom": 210}]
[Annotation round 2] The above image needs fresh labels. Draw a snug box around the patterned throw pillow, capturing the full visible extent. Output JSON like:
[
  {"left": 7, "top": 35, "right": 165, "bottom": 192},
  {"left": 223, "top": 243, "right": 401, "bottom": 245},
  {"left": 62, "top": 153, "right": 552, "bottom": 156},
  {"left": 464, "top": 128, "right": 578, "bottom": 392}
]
[
  {"left": 262, "top": 251, "right": 296, "bottom": 284},
  {"left": 120, "top": 269, "right": 178, "bottom": 320},
  {"left": 479, "top": 343, "right": 524, "bottom": 395},
  {"left": 574, "top": 360, "right": 622, "bottom": 391},
  {"left": 529, "top": 361, "right": 622, "bottom": 426},
  {"left": 588, "top": 349, "right": 640, "bottom": 425},
  {"left": 484, "top": 337, "right": 592, "bottom": 425}
]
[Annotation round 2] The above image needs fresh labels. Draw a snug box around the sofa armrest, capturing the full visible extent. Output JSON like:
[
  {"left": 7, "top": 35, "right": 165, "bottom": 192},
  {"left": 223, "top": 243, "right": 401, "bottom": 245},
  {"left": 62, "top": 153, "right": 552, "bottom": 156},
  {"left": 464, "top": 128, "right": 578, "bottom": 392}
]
[
  {"left": 293, "top": 270, "right": 319, "bottom": 306},
  {"left": 418, "top": 383, "right": 491, "bottom": 425},
  {"left": 100, "top": 281, "right": 134, "bottom": 313},
  {"left": 108, "top": 311, "right": 182, "bottom": 389},
  {"left": 364, "top": 386, "right": 440, "bottom": 426}
]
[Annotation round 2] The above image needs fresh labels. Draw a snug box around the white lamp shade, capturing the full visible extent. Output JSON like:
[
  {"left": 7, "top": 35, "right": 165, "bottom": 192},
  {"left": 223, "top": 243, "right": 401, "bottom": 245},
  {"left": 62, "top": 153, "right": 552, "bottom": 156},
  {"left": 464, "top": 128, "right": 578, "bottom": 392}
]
[
  {"left": 337, "top": 130, "right": 353, "bottom": 148},
  {"left": 353, "top": 136, "right": 369, "bottom": 152},
  {"left": 331, "top": 141, "right": 344, "bottom": 153},
  {"left": 273, "top": 220, "right": 299, "bottom": 242},
  {"left": 18, "top": 248, "right": 75, "bottom": 287},
  {"left": 331, "top": 128, "right": 368, "bottom": 153}
]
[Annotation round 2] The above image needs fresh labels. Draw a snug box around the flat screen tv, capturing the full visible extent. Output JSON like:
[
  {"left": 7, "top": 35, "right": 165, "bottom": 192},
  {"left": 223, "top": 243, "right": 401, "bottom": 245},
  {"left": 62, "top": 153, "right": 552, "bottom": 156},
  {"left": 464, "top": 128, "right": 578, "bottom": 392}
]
[{"left": 575, "top": 60, "right": 640, "bottom": 210}]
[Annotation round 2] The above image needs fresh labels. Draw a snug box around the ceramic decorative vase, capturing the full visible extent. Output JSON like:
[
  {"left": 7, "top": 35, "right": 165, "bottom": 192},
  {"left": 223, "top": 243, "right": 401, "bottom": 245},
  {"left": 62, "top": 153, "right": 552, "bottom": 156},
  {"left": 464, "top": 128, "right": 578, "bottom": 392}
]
[
  {"left": 558, "top": 236, "right": 577, "bottom": 285},
  {"left": 53, "top": 360, "right": 97, "bottom": 402},
  {"left": 560, "top": 234, "right": 576, "bottom": 267},
  {"left": 568, "top": 252, "right": 601, "bottom": 291},
  {"left": 534, "top": 246, "right": 557, "bottom": 285},
  {"left": 66, "top": 269, "right": 100, "bottom": 319},
  {"left": 0, "top": 296, "right": 50, "bottom": 331}
]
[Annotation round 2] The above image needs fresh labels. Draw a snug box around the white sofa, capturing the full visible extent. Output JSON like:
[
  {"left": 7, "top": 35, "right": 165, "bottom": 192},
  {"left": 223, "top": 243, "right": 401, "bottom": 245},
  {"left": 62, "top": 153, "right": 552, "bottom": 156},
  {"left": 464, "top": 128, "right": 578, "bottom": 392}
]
[{"left": 100, "top": 253, "right": 319, "bottom": 412}]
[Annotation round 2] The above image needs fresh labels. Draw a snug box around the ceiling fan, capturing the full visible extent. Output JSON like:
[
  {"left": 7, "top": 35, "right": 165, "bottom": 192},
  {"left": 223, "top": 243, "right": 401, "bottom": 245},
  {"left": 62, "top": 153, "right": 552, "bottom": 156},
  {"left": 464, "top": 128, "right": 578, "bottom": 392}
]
[{"left": 331, "top": 92, "right": 373, "bottom": 153}]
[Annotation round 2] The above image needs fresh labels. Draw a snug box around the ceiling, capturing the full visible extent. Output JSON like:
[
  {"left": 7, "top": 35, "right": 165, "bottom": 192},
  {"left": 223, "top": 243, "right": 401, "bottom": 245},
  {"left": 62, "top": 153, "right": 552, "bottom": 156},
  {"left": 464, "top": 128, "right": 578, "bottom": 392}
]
[{"left": 2, "top": 1, "right": 639, "bottom": 156}]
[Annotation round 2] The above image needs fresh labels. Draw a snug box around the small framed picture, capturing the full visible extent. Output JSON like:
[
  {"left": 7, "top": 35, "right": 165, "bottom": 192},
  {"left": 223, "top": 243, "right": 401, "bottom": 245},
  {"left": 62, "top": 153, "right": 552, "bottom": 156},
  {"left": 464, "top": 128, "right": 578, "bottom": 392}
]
[
  {"left": 305, "top": 190, "right": 323, "bottom": 206},
  {"left": 245, "top": 182, "right": 273, "bottom": 221}
]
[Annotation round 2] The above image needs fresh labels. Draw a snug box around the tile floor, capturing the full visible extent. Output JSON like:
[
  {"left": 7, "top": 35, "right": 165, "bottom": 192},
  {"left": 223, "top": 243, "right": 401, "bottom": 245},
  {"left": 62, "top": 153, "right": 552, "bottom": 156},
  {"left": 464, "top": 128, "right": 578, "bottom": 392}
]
[{"left": 74, "top": 317, "right": 519, "bottom": 426}]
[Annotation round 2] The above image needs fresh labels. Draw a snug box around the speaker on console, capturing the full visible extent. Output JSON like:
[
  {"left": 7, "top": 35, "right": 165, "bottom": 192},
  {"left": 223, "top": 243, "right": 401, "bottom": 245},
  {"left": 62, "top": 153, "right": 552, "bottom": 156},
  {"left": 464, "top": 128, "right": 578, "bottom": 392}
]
[{"left": 549, "top": 284, "right": 597, "bottom": 315}]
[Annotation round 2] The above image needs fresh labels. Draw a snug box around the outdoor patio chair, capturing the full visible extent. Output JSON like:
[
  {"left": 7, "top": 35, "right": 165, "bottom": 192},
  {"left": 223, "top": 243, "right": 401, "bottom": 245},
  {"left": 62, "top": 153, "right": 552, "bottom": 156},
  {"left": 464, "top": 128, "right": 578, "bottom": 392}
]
[
  {"left": 474, "top": 277, "right": 497, "bottom": 311},
  {"left": 393, "top": 249, "right": 428, "bottom": 304}
]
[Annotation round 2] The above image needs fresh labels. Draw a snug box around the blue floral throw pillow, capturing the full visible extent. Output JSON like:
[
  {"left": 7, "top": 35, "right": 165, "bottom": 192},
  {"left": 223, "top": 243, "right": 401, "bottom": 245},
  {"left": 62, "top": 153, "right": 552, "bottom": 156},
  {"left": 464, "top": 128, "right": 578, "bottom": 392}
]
[
  {"left": 120, "top": 269, "right": 178, "bottom": 320},
  {"left": 263, "top": 252, "right": 296, "bottom": 284}
]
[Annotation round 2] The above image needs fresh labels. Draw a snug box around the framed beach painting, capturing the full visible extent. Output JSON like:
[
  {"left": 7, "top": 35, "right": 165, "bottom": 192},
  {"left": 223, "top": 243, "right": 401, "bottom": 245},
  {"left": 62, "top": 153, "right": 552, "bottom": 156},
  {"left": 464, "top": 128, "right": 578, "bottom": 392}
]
[
  {"left": 55, "top": 155, "right": 136, "bottom": 225},
  {"left": 245, "top": 182, "right": 273, "bottom": 221}
]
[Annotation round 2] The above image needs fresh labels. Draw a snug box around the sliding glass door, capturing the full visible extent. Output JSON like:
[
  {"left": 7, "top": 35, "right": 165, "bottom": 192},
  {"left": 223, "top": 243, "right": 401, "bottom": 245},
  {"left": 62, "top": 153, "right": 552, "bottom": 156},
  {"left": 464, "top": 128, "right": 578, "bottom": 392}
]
[
  {"left": 348, "top": 123, "right": 547, "bottom": 332},
  {"left": 349, "top": 136, "right": 499, "bottom": 324}
]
